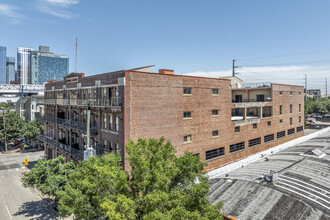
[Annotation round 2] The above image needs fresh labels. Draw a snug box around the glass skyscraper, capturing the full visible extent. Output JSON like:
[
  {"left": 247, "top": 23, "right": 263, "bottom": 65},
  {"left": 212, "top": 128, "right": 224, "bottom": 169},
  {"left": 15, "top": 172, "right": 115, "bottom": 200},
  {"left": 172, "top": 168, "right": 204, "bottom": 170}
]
[
  {"left": 30, "top": 46, "right": 69, "bottom": 84},
  {"left": 6, "top": 57, "right": 15, "bottom": 84},
  {"left": 17, "top": 47, "right": 34, "bottom": 84},
  {"left": 0, "top": 46, "right": 7, "bottom": 84}
]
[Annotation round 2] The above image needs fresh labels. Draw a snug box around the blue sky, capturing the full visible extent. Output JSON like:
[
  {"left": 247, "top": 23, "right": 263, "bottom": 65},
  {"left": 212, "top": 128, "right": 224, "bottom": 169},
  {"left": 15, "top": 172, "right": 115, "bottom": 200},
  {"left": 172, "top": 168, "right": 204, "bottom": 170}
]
[{"left": 0, "top": 0, "right": 329, "bottom": 93}]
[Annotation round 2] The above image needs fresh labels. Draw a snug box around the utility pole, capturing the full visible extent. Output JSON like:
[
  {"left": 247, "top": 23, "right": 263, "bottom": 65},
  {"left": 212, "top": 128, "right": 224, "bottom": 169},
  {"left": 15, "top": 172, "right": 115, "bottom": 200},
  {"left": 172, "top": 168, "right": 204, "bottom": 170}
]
[
  {"left": 304, "top": 74, "right": 308, "bottom": 101},
  {"left": 232, "top": 60, "right": 240, "bottom": 77},
  {"left": 1, "top": 108, "right": 7, "bottom": 152},
  {"left": 326, "top": 78, "right": 328, "bottom": 100},
  {"left": 75, "top": 38, "right": 78, "bottom": 73},
  {"left": 86, "top": 109, "right": 90, "bottom": 148}
]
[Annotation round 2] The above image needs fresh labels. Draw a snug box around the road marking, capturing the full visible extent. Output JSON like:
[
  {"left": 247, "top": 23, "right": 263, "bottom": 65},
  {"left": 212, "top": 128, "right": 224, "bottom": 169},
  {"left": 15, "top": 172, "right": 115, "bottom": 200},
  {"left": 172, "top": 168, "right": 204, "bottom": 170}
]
[{"left": 5, "top": 205, "right": 12, "bottom": 219}]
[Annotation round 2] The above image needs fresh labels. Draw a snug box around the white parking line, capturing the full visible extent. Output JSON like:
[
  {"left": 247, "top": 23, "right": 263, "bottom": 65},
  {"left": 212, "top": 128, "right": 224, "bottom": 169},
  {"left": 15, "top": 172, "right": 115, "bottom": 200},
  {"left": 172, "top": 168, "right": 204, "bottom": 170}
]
[{"left": 5, "top": 205, "right": 12, "bottom": 219}]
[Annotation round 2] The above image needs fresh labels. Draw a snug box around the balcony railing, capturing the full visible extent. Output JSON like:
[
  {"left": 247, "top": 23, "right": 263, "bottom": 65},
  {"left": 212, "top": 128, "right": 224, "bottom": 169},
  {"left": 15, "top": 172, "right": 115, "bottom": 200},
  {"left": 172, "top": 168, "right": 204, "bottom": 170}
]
[
  {"left": 37, "top": 134, "right": 84, "bottom": 160},
  {"left": 35, "top": 113, "right": 97, "bottom": 133},
  {"left": 43, "top": 97, "right": 122, "bottom": 110},
  {"left": 37, "top": 134, "right": 120, "bottom": 161},
  {"left": 232, "top": 98, "right": 272, "bottom": 103}
]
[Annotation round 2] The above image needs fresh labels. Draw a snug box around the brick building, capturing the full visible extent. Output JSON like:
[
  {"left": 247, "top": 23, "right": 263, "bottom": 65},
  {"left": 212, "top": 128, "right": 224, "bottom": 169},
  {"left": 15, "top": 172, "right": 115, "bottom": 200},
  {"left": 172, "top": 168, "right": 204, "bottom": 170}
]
[{"left": 37, "top": 66, "right": 305, "bottom": 171}]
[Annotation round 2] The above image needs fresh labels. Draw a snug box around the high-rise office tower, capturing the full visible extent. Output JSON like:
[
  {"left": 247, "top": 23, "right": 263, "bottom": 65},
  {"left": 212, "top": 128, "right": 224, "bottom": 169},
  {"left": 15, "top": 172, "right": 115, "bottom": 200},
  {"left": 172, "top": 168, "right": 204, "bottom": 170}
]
[
  {"left": 6, "top": 57, "right": 15, "bottom": 84},
  {"left": 0, "top": 46, "right": 7, "bottom": 84},
  {"left": 17, "top": 47, "right": 34, "bottom": 84},
  {"left": 30, "top": 46, "right": 69, "bottom": 84}
]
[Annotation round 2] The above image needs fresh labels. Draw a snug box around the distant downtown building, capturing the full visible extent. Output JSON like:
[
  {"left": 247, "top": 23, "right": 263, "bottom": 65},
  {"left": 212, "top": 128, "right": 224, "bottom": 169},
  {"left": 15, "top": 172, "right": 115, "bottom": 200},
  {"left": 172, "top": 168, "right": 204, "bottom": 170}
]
[
  {"left": 0, "top": 46, "right": 7, "bottom": 84},
  {"left": 17, "top": 47, "right": 34, "bottom": 84},
  {"left": 37, "top": 66, "right": 305, "bottom": 172},
  {"left": 17, "top": 46, "right": 69, "bottom": 85},
  {"left": 30, "top": 46, "right": 69, "bottom": 85},
  {"left": 6, "top": 57, "right": 15, "bottom": 84}
]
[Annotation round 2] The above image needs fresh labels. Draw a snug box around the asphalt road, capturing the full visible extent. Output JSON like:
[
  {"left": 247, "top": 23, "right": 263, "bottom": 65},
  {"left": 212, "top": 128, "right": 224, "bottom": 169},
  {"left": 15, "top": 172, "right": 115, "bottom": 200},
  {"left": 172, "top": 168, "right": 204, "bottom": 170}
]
[{"left": 0, "top": 151, "right": 59, "bottom": 220}]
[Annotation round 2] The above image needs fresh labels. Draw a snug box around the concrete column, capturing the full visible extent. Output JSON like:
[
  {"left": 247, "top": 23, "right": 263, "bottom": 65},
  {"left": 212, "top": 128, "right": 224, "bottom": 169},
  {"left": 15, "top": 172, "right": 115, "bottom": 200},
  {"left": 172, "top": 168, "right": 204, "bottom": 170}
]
[
  {"left": 243, "top": 107, "right": 247, "bottom": 121},
  {"left": 260, "top": 107, "right": 263, "bottom": 118}
]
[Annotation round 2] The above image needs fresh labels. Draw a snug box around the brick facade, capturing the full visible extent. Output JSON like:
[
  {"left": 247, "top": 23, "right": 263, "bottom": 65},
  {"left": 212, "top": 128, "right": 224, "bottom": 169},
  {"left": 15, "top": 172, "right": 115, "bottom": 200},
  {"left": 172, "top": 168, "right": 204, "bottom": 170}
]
[{"left": 39, "top": 67, "right": 304, "bottom": 172}]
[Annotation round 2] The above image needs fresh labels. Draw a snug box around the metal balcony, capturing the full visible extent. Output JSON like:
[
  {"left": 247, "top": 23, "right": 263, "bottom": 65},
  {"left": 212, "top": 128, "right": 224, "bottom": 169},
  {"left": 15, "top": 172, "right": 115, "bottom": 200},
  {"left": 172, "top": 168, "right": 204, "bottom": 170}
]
[
  {"left": 37, "top": 134, "right": 121, "bottom": 161},
  {"left": 35, "top": 113, "right": 97, "bottom": 134},
  {"left": 37, "top": 134, "right": 84, "bottom": 160},
  {"left": 42, "top": 97, "right": 122, "bottom": 110}
]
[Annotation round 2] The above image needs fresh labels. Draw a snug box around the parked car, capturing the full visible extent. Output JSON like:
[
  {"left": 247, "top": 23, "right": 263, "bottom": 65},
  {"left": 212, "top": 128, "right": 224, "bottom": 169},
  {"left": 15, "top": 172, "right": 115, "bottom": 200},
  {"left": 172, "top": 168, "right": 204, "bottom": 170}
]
[
  {"left": 306, "top": 119, "right": 313, "bottom": 125},
  {"left": 306, "top": 117, "right": 316, "bottom": 123}
]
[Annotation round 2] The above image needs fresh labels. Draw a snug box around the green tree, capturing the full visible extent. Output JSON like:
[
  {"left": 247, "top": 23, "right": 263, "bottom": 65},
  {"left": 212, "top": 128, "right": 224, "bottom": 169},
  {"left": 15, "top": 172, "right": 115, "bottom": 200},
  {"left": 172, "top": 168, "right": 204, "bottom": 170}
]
[
  {"left": 23, "top": 137, "right": 223, "bottom": 220},
  {"left": 20, "top": 120, "right": 44, "bottom": 140},
  {"left": 22, "top": 156, "right": 76, "bottom": 197},
  {"left": 0, "top": 111, "right": 24, "bottom": 144},
  {"left": 125, "top": 137, "right": 223, "bottom": 220},
  {"left": 56, "top": 153, "right": 133, "bottom": 220}
]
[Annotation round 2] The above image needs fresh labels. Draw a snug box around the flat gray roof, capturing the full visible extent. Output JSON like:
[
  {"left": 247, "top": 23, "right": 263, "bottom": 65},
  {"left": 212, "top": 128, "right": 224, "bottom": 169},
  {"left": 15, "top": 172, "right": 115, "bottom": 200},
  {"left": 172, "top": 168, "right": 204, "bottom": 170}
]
[{"left": 208, "top": 129, "right": 330, "bottom": 219}]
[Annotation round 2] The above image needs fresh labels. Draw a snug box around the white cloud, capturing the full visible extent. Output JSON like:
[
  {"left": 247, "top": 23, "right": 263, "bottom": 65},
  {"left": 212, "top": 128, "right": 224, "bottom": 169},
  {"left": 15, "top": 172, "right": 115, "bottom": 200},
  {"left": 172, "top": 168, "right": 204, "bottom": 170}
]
[
  {"left": 0, "top": 4, "right": 22, "bottom": 24},
  {"left": 184, "top": 65, "right": 330, "bottom": 94},
  {"left": 46, "top": 0, "right": 79, "bottom": 6},
  {"left": 37, "top": 0, "right": 79, "bottom": 19}
]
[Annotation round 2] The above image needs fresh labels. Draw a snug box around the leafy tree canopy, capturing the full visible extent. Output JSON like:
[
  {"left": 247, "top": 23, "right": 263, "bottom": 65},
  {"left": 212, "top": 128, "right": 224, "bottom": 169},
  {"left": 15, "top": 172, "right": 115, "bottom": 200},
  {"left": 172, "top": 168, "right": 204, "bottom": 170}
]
[
  {"left": 23, "top": 137, "right": 223, "bottom": 220},
  {"left": 0, "top": 111, "right": 24, "bottom": 143},
  {"left": 20, "top": 119, "right": 44, "bottom": 140}
]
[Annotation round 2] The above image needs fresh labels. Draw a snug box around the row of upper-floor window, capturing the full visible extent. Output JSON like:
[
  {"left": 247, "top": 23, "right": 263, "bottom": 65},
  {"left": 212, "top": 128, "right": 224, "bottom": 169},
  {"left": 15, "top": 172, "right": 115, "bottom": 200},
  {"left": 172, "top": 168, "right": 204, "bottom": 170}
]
[
  {"left": 204, "top": 126, "right": 303, "bottom": 161},
  {"left": 184, "top": 87, "right": 303, "bottom": 96},
  {"left": 183, "top": 87, "right": 219, "bottom": 95},
  {"left": 279, "top": 91, "right": 302, "bottom": 96},
  {"left": 183, "top": 109, "right": 219, "bottom": 119},
  {"left": 184, "top": 114, "right": 302, "bottom": 141},
  {"left": 45, "top": 87, "right": 119, "bottom": 99},
  {"left": 103, "top": 113, "right": 120, "bottom": 132},
  {"left": 101, "top": 140, "right": 119, "bottom": 151},
  {"left": 279, "top": 104, "right": 302, "bottom": 114}
]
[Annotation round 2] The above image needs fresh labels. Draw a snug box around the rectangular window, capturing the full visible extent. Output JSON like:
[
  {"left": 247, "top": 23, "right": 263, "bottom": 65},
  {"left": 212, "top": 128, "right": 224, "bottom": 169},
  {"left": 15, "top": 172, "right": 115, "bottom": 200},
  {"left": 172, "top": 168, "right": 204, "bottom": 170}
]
[
  {"left": 299, "top": 116, "right": 301, "bottom": 123},
  {"left": 299, "top": 104, "right": 301, "bottom": 112},
  {"left": 115, "top": 116, "right": 119, "bottom": 131},
  {"left": 114, "top": 143, "right": 118, "bottom": 150},
  {"left": 184, "top": 135, "right": 192, "bottom": 143},
  {"left": 249, "top": 137, "right": 261, "bottom": 147},
  {"left": 279, "top": 105, "right": 283, "bottom": 115},
  {"left": 212, "top": 109, "right": 219, "bottom": 116},
  {"left": 103, "top": 113, "right": 107, "bottom": 129},
  {"left": 253, "top": 123, "right": 257, "bottom": 129},
  {"left": 230, "top": 142, "right": 245, "bottom": 153},
  {"left": 297, "top": 126, "right": 303, "bottom": 132},
  {"left": 290, "top": 117, "right": 293, "bottom": 125},
  {"left": 212, "top": 89, "right": 219, "bottom": 94},
  {"left": 235, "top": 126, "right": 240, "bottom": 133},
  {"left": 290, "top": 104, "right": 292, "bottom": 113},
  {"left": 290, "top": 91, "right": 293, "bottom": 96},
  {"left": 109, "top": 114, "right": 113, "bottom": 130},
  {"left": 109, "top": 142, "right": 113, "bottom": 150},
  {"left": 184, "top": 112, "right": 191, "bottom": 118},
  {"left": 183, "top": 87, "right": 191, "bottom": 94},
  {"left": 206, "top": 147, "right": 224, "bottom": 160},
  {"left": 279, "top": 119, "right": 283, "bottom": 124},
  {"left": 277, "top": 131, "right": 286, "bottom": 139},
  {"left": 279, "top": 91, "right": 283, "bottom": 95},
  {"left": 267, "top": 121, "right": 271, "bottom": 126},
  {"left": 212, "top": 130, "right": 219, "bottom": 137},
  {"left": 264, "top": 134, "right": 274, "bottom": 143},
  {"left": 288, "top": 128, "right": 295, "bottom": 135},
  {"left": 299, "top": 91, "right": 301, "bottom": 95}
]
